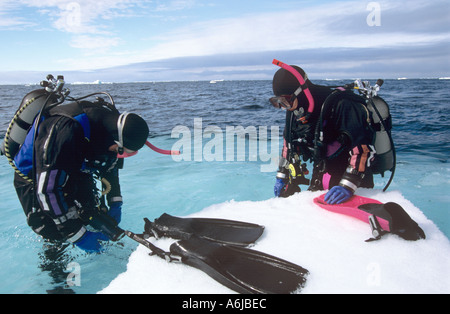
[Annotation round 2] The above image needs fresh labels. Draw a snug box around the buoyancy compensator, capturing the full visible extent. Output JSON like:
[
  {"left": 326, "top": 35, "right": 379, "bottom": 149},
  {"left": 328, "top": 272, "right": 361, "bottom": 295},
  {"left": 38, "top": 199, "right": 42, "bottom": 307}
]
[
  {"left": 366, "top": 95, "right": 394, "bottom": 174},
  {"left": 1, "top": 89, "right": 56, "bottom": 160},
  {"left": 315, "top": 79, "right": 396, "bottom": 191},
  {"left": 0, "top": 74, "right": 121, "bottom": 183},
  {"left": 354, "top": 79, "right": 396, "bottom": 184},
  {"left": 1, "top": 75, "right": 66, "bottom": 182}
]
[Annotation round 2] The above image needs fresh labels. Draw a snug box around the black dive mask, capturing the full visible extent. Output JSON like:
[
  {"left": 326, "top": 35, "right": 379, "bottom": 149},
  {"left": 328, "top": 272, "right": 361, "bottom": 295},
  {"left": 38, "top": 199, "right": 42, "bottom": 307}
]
[{"left": 269, "top": 86, "right": 303, "bottom": 111}]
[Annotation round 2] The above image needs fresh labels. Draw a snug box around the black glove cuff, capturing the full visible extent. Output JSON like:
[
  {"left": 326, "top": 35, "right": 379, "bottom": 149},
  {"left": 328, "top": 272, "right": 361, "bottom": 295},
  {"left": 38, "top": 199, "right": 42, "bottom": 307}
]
[{"left": 340, "top": 166, "right": 365, "bottom": 193}]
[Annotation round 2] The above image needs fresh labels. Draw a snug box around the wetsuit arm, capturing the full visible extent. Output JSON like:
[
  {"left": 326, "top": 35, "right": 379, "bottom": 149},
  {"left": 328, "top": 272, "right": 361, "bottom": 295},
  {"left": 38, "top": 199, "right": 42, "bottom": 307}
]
[
  {"left": 276, "top": 139, "right": 290, "bottom": 179},
  {"left": 330, "top": 98, "right": 376, "bottom": 193},
  {"left": 339, "top": 144, "right": 375, "bottom": 192}
]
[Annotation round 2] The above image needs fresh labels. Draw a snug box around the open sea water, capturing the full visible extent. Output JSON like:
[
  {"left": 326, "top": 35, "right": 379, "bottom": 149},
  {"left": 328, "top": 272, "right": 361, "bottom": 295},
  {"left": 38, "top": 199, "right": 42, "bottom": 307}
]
[{"left": 0, "top": 79, "right": 449, "bottom": 294}]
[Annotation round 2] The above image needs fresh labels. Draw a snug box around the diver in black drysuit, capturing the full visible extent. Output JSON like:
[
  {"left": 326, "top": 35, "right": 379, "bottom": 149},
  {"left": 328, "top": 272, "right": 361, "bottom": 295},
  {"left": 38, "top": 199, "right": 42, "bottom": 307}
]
[
  {"left": 272, "top": 66, "right": 376, "bottom": 204},
  {"left": 14, "top": 100, "right": 149, "bottom": 253}
]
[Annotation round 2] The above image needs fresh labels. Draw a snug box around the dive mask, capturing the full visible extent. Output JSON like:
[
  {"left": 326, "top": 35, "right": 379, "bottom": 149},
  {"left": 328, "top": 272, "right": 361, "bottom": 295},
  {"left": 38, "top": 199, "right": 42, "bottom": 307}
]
[
  {"left": 269, "top": 95, "right": 298, "bottom": 111},
  {"left": 269, "top": 86, "right": 303, "bottom": 111}
]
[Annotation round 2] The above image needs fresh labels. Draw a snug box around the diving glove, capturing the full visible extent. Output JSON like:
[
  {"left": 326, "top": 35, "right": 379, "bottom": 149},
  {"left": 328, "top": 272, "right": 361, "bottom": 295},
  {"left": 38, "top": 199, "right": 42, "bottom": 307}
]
[
  {"left": 324, "top": 186, "right": 353, "bottom": 205},
  {"left": 75, "top": 231, "right": 109, "bottom": 253},
  {"left": 108, "top": 202, "right": 123, "bottom": 224},
  {"left": 274, "top": 178, "right": 287, "bottom": 197}
]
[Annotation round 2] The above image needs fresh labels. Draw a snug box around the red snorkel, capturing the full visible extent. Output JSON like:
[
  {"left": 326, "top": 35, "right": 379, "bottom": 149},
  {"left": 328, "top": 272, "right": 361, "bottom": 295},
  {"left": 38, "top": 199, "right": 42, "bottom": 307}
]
[
  {"left": 117, "top": 150, "right": 138, "bottom": 159},
  {"left": 115, "top": 111, "right": 180, "bottom": 158},
  {"left": 272, "top": 59, "right": 315, "bottom": 114},
  {"left": 118, "top": 140, "right": 180, "bottom": 158},
  {"left": 145, "top": 140, "right": 180, "bottom": 156}
]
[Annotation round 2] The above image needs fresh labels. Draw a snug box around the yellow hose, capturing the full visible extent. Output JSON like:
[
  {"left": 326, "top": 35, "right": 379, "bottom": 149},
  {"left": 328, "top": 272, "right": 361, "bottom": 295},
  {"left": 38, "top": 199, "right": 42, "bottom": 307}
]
[{"left": 101, "top": 178, "right": 112, "bottom": 196}]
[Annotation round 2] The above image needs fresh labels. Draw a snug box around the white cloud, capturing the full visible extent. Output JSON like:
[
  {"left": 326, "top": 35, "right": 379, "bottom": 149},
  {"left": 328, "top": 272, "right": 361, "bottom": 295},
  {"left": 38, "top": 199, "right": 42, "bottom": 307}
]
[
  {"left": 155, "top": 0, "right": 196, "bottom": 12},
  {"left": 70, "top": 35, "right": 120, "bottom": 50},
  {"left": 0, "top": 1, "right": 33, "bottom": 28},
  {"left": 46, "top": 0, "right": 449, "bottom": 72},
  {"left": 132, "top": 0, "right": 449, "bottom": 63},
  {"left": 1, "top": 0, "right": 448, "bottom": 75},
  {"left": 0, "top": 15, "right": 30, "bottom": 28},
  {"left": 8, "top": 0, "right": 152, "bottom": 34}
]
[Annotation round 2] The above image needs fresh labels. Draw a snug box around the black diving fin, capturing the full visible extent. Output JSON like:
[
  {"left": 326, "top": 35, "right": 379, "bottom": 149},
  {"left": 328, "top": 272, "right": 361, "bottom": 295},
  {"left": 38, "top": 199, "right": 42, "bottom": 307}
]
[
  {"left": 125, "top": 230, "right": 309, "bottom": 294},
  {"left": 359, "top": 202, "right": 426, "bottom": 241},
  {"left": 143, "top": 213, "right": 265, "bottom": 247}
]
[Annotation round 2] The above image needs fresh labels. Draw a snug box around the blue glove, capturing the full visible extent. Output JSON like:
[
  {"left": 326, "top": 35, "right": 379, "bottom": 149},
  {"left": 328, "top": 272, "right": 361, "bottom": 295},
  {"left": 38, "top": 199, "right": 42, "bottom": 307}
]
[
  {"left": 324, "top": 186, "right": 353, "bottom": 205},
  {"left": 108, "top": 202, "right": 122, "bottom": 224},
  {"left": 75, "top": 231, "right": 109, "bottom": 253},
  {"left": 274, "top": 178, "right": 287, "bottom": 197}
]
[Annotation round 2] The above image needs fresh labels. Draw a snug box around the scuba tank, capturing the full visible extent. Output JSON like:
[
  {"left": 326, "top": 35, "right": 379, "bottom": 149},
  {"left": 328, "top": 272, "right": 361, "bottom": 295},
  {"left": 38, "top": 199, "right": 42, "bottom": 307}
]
[
  {"left": 367, "top": 95, "right": 395, "bottom": 175},
  {"left": 1, "top": 89, "right": 57, "bottom": 159},
  {"left": 1, "top": 74, "right": 179, "bottom": 178},
  {"left": 1, "top": 80, "right": 62, "bottom": 182},
  {"left": 351, "top": 79, "right": 396, "bottom": 191},
  {"left": 0, "top": 75, "right": 117, "bottom": 182},
  {"left": 312, "top": 79, "right": 396, "bottom": 191}
]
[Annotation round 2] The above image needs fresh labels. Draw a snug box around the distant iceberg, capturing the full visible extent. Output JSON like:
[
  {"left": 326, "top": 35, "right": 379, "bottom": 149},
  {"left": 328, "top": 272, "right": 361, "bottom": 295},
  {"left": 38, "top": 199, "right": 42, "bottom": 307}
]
[{"left": 71, "top": 80, "right": 112, "bottom": 85}]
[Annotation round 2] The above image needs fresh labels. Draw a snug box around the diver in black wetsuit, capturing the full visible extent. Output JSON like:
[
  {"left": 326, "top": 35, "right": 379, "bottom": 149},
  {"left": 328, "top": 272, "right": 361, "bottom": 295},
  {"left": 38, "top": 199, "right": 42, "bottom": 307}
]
[
  {"left": 271, "top": 66, "right": 376, "bottom": 204},
  {"left": 13, "top": 99, "right": 149, "bottom": 253}
]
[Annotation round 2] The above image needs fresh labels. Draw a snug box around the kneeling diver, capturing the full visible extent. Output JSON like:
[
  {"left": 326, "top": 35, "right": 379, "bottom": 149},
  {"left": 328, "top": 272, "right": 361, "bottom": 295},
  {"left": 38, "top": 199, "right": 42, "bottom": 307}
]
[{"left": 271, "top": 63, "right": 376, "bottom": 204}]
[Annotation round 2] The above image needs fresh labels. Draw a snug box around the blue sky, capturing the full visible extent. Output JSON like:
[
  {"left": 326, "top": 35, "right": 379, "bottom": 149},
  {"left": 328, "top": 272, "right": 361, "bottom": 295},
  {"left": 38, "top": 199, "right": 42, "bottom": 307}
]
[{"left": 0, "top": 0, "right": 449, "bottom": 83}]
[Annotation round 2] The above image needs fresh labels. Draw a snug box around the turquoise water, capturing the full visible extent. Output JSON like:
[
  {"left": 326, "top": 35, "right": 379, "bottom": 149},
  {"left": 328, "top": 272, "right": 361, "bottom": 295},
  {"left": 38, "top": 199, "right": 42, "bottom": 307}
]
[{"left": 0, "top": 80, "right": 448, "bottom": 293}]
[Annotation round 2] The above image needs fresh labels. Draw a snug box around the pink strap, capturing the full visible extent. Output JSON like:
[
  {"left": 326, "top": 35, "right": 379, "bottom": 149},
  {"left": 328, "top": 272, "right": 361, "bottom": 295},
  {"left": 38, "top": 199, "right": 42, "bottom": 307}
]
[
  {"left": 272, "top": 59, "right": 315, "bottom": 113},
  {"left": 322, "top": 173, "right": 331, "bottom": 190}
]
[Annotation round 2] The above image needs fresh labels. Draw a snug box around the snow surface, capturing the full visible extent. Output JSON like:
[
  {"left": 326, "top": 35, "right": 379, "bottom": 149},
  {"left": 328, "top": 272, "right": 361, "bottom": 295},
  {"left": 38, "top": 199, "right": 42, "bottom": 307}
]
[{"left": 100, "top": 189, "right": 450, "bottom": 294}]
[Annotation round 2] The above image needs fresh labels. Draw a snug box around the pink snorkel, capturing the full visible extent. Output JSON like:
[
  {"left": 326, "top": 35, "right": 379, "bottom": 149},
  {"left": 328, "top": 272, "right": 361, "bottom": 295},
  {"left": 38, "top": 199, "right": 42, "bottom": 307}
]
[
  {"left": 118, "top": 140, "right": 180, "bottom": 158},
  {"left": 272, "top": 59, "right": 315, "bottom": 114},
  {"left": 145, "top": 140, "right": 180, "bottom": 156},
  {"left": 115, "top": 111, "right": 180, "bottom": 158}
]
